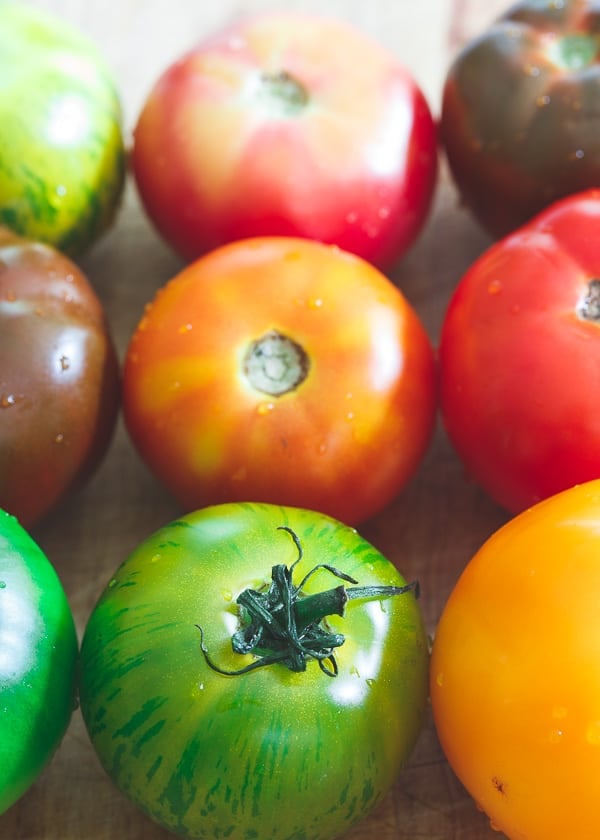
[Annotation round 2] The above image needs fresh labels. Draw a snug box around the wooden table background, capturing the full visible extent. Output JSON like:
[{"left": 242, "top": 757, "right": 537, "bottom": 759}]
[{"left": 2, "top": 1, "right": 515, "bottom": 838}]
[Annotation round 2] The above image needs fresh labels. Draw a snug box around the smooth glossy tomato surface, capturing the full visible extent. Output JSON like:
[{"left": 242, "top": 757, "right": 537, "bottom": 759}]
[
  {"left": 439, "top": 189, "right": 600, "bottom": 514},
  {"left": 0, "top": 509, "right": 78, "bottom": 815},
  {"left": 79, "top": 502, "right": 429, "bottom": 840},
  {"left": 441, "top": 0, "right": 600, "bottom": 238},
  {"left": 431, "top": 479, "right": 600, "bottom": 840},
  {"left": 131, "top": 11, "right": 438, "bottom": 270},
  {"left": 122, "top": 237, "right": 436, "bottom": 525},
  {"left": 0, "top": 2, "right": 125, "bottom": 255},
  {"left": 0, "top": 227, "right": 120, "bottom": 526}
]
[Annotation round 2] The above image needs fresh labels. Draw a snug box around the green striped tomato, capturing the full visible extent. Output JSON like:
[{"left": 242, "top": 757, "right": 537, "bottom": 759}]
[
  {"left": 79, "top": 502, "right": 429, "bottom": 840},
  {"left": 0, "top": 510, "right": 78, "bottom": 814},
  {"left": 0, "top": 3, "right": 125, "bottom": 255}
]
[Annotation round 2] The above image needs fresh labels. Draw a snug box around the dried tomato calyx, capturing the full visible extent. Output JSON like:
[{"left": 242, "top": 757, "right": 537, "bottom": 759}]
[
  {"left": 197, "top": 526, "right": 419, "bottom": 678},
  {"left": 577, "top": 279, "right": 600, "bottom": 322},
  {"left": 243, "top": 329, "right": 309, "bottom": 395}
]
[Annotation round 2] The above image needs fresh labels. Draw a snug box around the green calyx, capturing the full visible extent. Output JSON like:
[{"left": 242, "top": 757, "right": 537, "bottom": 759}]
[
  {"left": 258, "top": 70, "right": 309, "bottom": 116},
  {"left": 548, "top": 33, "right": 598, "bottom": 71},
  {"left": 197, "top": 526, "right": 419, "bottom": 678}
]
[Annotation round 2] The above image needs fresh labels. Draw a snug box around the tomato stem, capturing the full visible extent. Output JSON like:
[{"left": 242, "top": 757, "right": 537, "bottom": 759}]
[{"left": 196, "top": 526, "right": 419, "bottom": 677}]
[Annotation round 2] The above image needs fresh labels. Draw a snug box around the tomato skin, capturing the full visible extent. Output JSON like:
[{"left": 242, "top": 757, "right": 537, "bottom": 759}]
[
  {"left": 131, "top": 11, "right": 437, "bottom": 270},
  {"left": 0, "top": 509, "right": 78, "bottom": 815},
  {"left": 430, "top": 479, "right": 600, "bottom": 840},
  {"left": 0, "top": 2, "right": 125, "bottom": 255},
  {"left": 441, "top": 0, "right": 600, "bottom": 238},
  {"left": 122, "top": 236, "right": 436, "bottom": 525},
  {"left": 0, "top": 227, "right": 120, "bottom": 526},
  {"left": 79, "top": 502, "right": 429, "bottom": 840},
  {"left": 439, "top": 189, "right": 600, "bottom": 514}
]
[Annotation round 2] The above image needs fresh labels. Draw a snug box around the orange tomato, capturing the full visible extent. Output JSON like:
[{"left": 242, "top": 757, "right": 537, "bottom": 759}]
[
  {"left": 122, "top": 236, "right": 436, "bottom": 524},
  {"left": 430, "top": 479, "right": 600, "bottom": 840}
]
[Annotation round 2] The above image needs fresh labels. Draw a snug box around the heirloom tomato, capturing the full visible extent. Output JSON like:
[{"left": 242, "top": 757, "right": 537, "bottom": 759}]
[
  {"left": 431, "top": 479, "right": 600, "bottom": 840},
  {"left": 79, "top": 502, "right": 429, "bottom": 840},
  {"left": 439, "top": 190, "right": 600, "bottom": 514},
  {"left": 122, "top": 237, "right": 436, "bottom": 525},
  {"left": 0, "top": 509, "right": 78, "bottom": 815},
  {"left": 131, "top": 10, "right": 438, "bottom": 270},
  {"left": 0, "top": 2, "right": 125, "bottom": 255},
  {"left": 442, "top": 0, "right": 600, "bottom": 238},
  {"left": 0, "top": 227, "right": 120, "bottom": 527}
]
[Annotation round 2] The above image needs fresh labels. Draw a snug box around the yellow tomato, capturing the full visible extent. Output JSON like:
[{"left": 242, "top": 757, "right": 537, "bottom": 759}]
[{"left": 431, "top": 479, "right": 600, "bottom": 840}]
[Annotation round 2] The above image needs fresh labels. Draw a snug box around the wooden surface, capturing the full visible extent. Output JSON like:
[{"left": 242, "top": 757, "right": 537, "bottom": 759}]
[{"left": 2, "top": 2, "right": 515, "bottom": 838}]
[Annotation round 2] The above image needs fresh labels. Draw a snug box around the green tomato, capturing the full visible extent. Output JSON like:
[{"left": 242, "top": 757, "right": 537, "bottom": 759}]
[
  {"left": 0, "top": 2, "right": 126, "bottom": 255},
  {"left": 79, "top": 502, "right": 429, "bottom": 840},
  {"left": 0, "top": 509, "right": 78, "bottom": 814}
]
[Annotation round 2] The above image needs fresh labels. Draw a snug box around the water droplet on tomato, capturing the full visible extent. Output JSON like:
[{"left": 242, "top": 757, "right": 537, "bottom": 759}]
[
  {"left": 0, "top": 394, "right": 16, "bottom": 408},
  {"left": 435, "top": 671, "right": 444, "bottom": 687},
  {"left": 346, "top": 211, "right": 359, "bottom": 224},
  {"left": 377, "top": 206, "right": 391, "bottom": 220},
  {"left": 0, "top": 581, "right": 6, "bottom": 589},
  {"left": 366, "top": 678, "right": 376, "bottom": 688},
  {"left": 55, "top": 433, "right": 64, "bottom": 444},
  {"left": 548, "top": 728, "right": 564, "bottom": 743},
  {"left": 221, "top": 589, "right": 233, "bottom": 602},
  {"left": 308, "top": 297, "right": 323, "bottom": 309},
  {"left": 487, "top": 279, "right": 503, "bottom": 295},
  {"left": 257, "top": 402, "right": 274, "bottom": 416},
  {"left": 316, "top": 441, "right": 327, "bottom": 456},
  {"left": 178, "top": 323, "right": 193, "bottom": 334},
  {"left": 108, "top": 578, "right": 117, "bottom": 589},
  {"left": 150, "top": 553, "right": 161, "bottom": 563}
]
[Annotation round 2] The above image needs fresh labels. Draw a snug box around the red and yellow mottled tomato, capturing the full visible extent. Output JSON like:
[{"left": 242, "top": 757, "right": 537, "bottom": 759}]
[
  {"left": 431, "top": 479, "right": 600, "bottom": 840},
  {"left": 122, "top": 237, "right": 436, "bottom": 525},
  {"left": 131, "top": 11, "right": 438, "bottom": 270}
]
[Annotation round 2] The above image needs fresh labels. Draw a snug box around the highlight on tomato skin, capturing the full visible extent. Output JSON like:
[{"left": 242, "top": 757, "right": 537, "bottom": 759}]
[
  {"left": 131, "top": 10, "right": 438, "bottom": 271},
  {"left": 430, "top": 479, "right": 600, "bottom": 840},
  {"left": 122, "top": 236, "right": 437, "bottom": 526}
]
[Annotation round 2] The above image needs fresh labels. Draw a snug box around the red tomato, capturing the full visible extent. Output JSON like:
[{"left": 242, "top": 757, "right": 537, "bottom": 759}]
[
  {"left": 439, "top": 189, "right": 600, "bottom": 514},
  {"left": 0, "top": 227, "right": 120, "bottom": 526},
  {"left": 430, "top": 479, "right": 600, "bottom": 840},
  {"left": 131, "top": 11, "right": 438, "bottom": 270},
  {"left": 122, "top": 237, "right": 436, "bottom": 525}
]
